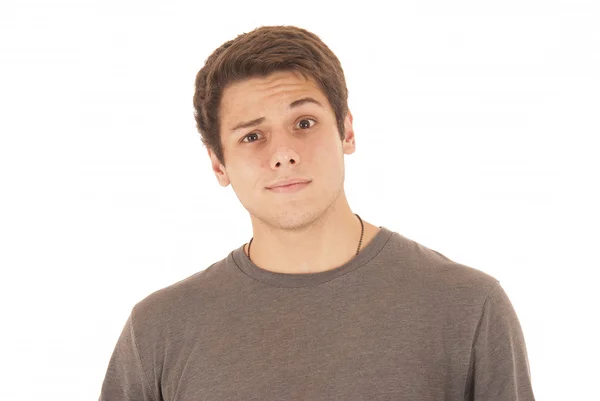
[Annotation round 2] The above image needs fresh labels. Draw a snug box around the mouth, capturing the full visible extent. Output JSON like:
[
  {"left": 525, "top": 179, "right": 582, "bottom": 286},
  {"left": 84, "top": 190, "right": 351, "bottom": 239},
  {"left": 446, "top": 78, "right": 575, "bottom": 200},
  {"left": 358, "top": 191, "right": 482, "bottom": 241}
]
[{"left": 267, "top": 181, "right": 311, "bottom": 193}]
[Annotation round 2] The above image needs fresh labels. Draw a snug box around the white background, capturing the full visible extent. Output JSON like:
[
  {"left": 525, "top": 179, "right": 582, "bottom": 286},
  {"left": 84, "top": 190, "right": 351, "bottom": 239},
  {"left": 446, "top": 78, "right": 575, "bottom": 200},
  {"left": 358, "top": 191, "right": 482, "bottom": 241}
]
[{"left": 1, "top": 0, "right": 598, "bottom": 400}]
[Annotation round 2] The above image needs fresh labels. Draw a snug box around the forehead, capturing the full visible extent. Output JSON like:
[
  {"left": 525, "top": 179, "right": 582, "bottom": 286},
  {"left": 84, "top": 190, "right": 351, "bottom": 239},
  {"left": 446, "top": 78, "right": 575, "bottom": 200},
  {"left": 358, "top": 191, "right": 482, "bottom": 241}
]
[{"left": 220, "top": 70, "right": 329, "bottom": 115}]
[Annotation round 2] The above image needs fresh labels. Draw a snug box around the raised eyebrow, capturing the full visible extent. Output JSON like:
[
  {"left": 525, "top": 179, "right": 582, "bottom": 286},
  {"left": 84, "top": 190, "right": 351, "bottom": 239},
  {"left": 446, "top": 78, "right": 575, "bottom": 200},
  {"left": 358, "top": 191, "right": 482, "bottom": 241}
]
[
  {"left": 229, "top": 97, "right": 324, "bottom": 133},
  {"left": 230, "top": 117, "right": 265, "bottom": 133},
  {"left": 289, "top": 97, "right": 324, "bottom": 110}
]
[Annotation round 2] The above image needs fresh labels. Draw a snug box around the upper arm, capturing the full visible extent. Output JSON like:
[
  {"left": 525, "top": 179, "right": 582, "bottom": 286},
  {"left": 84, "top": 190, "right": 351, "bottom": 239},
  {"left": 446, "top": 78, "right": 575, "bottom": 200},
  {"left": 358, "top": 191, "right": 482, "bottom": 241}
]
[
  {"left": 99, "top": 313, "right": 158, "bottom": 401},
  {"left": 464, "top": 282, "right": 536, "bottom": 401}
]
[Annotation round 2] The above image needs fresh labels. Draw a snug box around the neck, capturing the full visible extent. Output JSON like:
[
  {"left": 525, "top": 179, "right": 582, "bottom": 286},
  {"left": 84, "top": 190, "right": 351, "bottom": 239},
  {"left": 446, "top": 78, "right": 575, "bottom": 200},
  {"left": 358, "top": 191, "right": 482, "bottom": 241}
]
[{"left": 245, "top": 195, "right": 377, "bottom": 275}]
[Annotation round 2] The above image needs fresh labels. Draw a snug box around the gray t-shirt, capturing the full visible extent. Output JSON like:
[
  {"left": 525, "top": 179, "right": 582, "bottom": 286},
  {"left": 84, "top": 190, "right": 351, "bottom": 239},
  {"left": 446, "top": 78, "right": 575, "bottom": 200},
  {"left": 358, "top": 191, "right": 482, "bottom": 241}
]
[{"left": 99, "top": 226, "right": 535, "bottom": 400}]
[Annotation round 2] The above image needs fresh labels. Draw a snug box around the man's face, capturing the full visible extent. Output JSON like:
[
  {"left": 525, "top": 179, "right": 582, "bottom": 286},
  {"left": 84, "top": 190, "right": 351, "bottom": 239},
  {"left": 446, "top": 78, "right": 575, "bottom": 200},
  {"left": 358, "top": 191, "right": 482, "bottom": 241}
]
[{"left": 208, "top": 70, "right": 355, "bottom": 230}]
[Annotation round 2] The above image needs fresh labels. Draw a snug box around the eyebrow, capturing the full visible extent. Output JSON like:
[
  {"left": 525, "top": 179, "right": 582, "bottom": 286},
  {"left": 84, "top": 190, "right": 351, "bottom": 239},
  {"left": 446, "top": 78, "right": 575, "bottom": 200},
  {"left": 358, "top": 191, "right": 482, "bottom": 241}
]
[{"left": 229, "top": 97, "right": 324, "bottom": 133}]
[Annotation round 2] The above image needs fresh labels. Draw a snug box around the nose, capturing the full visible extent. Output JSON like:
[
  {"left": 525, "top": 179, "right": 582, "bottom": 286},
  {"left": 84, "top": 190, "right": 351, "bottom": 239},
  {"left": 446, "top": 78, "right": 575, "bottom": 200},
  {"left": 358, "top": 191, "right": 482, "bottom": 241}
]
[{"left": 270, "top": 145, "right": 301, "bottom": 170}]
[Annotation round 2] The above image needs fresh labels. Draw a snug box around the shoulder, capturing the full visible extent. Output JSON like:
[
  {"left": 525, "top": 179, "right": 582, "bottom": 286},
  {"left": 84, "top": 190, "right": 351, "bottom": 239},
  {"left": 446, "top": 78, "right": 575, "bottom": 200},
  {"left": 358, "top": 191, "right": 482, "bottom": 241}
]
[
  {"left": 384, "top": 231, "right": 500, "bottom": 304},
  {"left": 129, "top": 254, "right": 231, "bottom": 334}
]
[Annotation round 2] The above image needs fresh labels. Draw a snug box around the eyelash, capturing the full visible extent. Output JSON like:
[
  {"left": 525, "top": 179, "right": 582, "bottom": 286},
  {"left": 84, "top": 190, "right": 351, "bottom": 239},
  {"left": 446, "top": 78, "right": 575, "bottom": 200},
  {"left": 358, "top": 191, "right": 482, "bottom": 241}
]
[{"left": 241, "top": 118, "right": 317, "bottom": 144}]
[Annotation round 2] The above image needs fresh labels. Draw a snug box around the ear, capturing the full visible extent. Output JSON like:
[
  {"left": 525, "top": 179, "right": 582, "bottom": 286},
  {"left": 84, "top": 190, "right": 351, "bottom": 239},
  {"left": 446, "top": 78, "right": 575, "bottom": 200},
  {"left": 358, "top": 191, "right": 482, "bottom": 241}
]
[
  {"left": 207, "top": 147, "right": 231, "bottom": 187},
  {"left": 342, "top": 109, "right": 356, "bottom": 155}
]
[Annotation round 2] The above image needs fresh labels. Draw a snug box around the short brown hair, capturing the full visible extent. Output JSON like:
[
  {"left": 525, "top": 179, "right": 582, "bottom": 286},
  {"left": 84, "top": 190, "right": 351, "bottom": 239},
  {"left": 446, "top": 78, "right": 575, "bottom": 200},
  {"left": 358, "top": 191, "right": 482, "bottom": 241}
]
[{"left": 193, "top": 25, "right": 349, "bottom": 167}]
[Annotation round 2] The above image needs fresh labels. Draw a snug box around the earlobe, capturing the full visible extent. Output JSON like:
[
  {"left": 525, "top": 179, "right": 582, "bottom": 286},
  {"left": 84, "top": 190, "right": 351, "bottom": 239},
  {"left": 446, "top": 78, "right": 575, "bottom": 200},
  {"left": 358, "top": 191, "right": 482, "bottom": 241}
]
[
  {"left": 207, "top": 147, "right": 231, "bottom": 187},
  {"left": 216, "top": 173, "right": 230, "bottom": 187},
  {"left": 215, "top": 165, "right": 231, "bottom": 187},
  {"left": 214, "top": 166, "right": 231, "bottom": 187},
  {"left": 342, "top": 110, "right": 356, "bottom": 155}
]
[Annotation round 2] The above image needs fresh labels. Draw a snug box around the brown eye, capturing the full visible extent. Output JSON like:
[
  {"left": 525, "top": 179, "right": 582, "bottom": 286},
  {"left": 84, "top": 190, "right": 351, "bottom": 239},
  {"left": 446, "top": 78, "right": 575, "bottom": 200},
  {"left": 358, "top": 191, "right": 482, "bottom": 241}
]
[
  {"left": 241, "top": 133, "right": 261, "bottom": 143},
  {"left": 297, "top": 118, "right": 316, "bottom": 129}
]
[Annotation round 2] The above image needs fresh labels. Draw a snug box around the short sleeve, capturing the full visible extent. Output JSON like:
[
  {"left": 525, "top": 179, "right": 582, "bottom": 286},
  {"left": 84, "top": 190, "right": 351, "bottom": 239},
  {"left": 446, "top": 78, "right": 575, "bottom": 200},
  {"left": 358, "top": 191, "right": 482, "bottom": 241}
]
[
  {"left": 464, "top": 282, "right": 536, "bottom": 401},
  {"left": 99, "top": 313, "right": 158, "bottom": 401}
]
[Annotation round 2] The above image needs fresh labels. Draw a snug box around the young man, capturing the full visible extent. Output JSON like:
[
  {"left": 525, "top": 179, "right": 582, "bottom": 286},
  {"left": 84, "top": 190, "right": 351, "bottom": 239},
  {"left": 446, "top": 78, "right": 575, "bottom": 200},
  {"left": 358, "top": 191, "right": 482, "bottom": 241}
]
[{"left": 99, "top": 25, "right": 535, "bottom": 400}]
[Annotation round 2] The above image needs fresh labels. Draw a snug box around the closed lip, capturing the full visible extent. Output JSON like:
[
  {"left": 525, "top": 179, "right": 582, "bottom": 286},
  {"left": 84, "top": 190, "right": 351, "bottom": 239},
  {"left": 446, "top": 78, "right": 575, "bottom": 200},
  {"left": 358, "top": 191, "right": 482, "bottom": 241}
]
[{"left": 266, "top": 177, "right": 311, "bottom": 189}]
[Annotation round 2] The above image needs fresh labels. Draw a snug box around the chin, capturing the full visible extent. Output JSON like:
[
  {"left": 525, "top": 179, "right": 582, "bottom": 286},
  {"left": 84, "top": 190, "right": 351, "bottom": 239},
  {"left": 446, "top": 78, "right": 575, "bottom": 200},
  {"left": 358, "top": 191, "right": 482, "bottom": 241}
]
[{"left": 251, "top": 208, "right": 320, "bottom": 232}]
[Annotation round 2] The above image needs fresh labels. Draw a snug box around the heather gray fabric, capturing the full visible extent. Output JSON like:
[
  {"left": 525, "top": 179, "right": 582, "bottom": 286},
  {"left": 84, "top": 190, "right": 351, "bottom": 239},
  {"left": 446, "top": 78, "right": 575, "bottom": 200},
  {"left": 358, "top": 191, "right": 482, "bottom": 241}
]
[{"left": 99, "top": 226, "right": 535, "bottom": 400}]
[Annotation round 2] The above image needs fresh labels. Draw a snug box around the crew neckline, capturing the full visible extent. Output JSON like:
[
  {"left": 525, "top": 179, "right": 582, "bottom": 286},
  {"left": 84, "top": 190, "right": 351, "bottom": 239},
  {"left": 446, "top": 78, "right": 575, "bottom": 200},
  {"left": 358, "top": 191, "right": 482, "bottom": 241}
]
[{"left": 230, "top": 226, "right": 394, "bottom": 288}]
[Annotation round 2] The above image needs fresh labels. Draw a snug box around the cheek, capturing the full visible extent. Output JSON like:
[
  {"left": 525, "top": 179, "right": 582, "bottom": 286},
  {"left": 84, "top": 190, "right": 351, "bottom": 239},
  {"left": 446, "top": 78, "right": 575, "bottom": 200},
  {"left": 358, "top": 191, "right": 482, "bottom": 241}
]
[
  {"left": 313, "top": 135, "right": 342, "bottom": 163},
  {"left": 311, "top": 140, "right": 344, "bottom": 184},
  {"left": 230, "top": 160, "right": 263, "bottom": 191}
]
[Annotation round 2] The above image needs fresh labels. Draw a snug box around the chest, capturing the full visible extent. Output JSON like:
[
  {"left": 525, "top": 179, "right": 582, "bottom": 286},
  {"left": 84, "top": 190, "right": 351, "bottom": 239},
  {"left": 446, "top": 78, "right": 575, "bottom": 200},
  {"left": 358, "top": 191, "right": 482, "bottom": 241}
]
[{"left": 159, "top": 300, "right": 471, "bottom": 400}]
